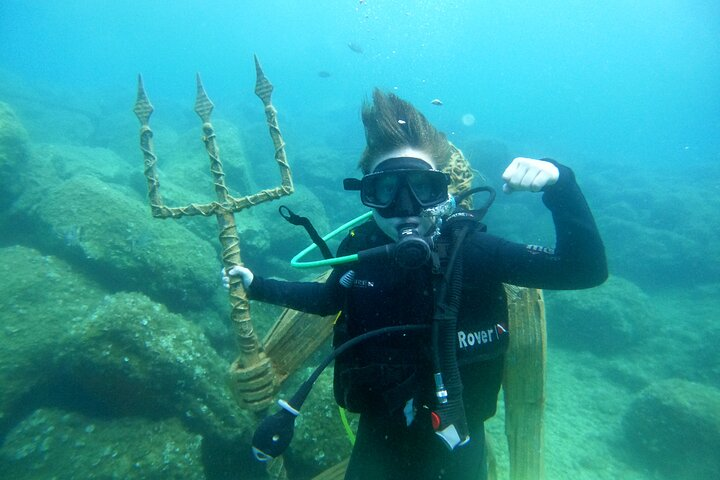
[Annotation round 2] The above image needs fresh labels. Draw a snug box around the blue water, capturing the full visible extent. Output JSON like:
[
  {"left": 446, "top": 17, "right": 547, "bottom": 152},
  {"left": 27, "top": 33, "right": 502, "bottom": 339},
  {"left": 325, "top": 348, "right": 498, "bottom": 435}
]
[
  {"left": 2, "top": 0, "right": 718, "bottom": 161},
  {"left": 1, "top": 1, "right": 719, "bottom": 479}
]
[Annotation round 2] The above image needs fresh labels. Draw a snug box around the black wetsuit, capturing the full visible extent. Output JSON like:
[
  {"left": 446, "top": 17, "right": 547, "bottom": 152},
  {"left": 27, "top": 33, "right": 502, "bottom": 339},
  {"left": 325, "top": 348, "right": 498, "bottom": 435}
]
[{"left": 248, "top": 162, "right": 607, "bottom": 479}]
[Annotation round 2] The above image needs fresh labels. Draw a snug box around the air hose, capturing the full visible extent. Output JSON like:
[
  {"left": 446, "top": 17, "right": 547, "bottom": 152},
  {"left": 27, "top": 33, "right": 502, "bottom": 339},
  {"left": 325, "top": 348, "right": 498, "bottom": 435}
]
[
  {"left": 428, "top": 217, "right": 471, "bottom": 449},
  {"left": 252, "top": 324, "right": 430, "bottom": 461}
]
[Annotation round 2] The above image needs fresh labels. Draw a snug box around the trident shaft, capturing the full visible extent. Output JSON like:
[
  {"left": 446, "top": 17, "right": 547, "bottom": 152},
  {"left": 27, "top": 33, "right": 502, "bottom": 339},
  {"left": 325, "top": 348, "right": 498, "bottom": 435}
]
[{"left": 133, "top": 56, "right": 293, "bottom": 414}]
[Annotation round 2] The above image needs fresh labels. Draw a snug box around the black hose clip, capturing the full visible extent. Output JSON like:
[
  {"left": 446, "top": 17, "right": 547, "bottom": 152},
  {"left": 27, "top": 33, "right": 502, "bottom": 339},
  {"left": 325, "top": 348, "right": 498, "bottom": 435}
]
[{"left": 278, "top": 205, "right": 334, "bottom": 260}]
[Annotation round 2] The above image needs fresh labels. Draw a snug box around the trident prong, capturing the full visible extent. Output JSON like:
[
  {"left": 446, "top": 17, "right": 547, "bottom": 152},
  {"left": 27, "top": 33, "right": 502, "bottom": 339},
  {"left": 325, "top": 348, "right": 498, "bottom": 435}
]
[
  {"left": 134, "top": 59, "right": 294, "bottom": 418},
  {"left": 194, "top": 73, "right": 214, "bottom": 123},
  {"left": 254, "top": 54, "right": 273, "bottom": 104},
  {"left": 133, "top": 74, "right": 154, "bottom": 126}
]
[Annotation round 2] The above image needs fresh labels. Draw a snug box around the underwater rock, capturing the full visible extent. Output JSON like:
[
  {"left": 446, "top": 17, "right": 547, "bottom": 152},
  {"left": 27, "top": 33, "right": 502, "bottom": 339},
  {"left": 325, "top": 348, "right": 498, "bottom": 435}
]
[
  {"left": 14, "top": 174, "right": 220, "bottom": 311},
  {"left": 30, "top": 143, "right": 136, "bottom": 188},
  {"left": 192, "top": 118, "right": 257, "bottom": 197},
  {"left": 587, "top": 162, "right": 720, "bottom": 290},
  {"left": 0, "top": 245, "right": 107, "bottom": 430},
  {"left": 0, "top": 246, "right": 252, "bottom": 466},
  {"left": 623, "top": 378, "right": 720, "bottom": 479},
  {"left": 2, "top": 91, "right": 99, "bottom": 146},
  {"left": 0, "top": 101, "right": 31, "bottom": 207},
  {"left": 57, "top": 291, "right": 250, "bottom": 441},
  {"left": 600, "top": 216, "right": 711, "bottom": 289},
  {"left": 0, "top": 408, "right": 205, "bottom": 479},
  {"left": 544, "top": 275, "right": 654, "bottom": 355}
]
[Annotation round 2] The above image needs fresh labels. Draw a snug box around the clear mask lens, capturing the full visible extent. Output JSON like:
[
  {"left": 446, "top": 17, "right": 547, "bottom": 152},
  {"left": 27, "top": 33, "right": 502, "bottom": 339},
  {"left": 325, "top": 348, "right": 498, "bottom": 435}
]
[{"left": 361, "top": 170, "right": 449, "bottom": 209}]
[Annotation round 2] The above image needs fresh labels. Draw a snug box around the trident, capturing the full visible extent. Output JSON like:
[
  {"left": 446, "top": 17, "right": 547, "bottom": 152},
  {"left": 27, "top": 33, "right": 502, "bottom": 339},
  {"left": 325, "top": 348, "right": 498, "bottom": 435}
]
[{"left": 133, "top": 56, "right": 292, "bottom": 422}]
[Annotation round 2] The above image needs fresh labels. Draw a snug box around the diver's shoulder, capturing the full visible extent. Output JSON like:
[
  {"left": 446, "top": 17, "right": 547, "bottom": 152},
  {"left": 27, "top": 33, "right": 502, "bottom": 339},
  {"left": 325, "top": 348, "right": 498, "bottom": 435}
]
[
  {"left": 338, "top": 219, "right": 389, "bottom": 255},
  {"left": 461, "top": 223, "right": 503, "bottom": 248}
]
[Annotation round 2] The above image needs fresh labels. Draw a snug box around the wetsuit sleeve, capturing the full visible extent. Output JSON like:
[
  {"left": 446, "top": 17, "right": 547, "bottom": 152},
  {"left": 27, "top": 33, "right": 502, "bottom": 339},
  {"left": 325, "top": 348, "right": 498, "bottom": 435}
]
[
  {"left": 246, "top": 269, "right": 344, "bottom": 316},
  {"left": 468, "top": 161, "right": 608, "bottom": 290},
  {"left": 245, "top": 228, "right": 365, "bottom": 315}
]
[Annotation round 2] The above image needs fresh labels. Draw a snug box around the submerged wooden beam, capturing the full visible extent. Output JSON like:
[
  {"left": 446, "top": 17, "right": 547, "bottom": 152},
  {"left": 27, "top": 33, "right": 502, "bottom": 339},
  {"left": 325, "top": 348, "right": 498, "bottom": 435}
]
[{"left": 503, "top": 285, "right": 546, "bottom": 480}]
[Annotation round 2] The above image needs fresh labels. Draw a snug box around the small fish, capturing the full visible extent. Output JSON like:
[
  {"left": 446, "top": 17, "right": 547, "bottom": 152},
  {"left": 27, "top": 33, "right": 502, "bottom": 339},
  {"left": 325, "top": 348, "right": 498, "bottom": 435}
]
[
  {"left": 318, "top": 71, "right": 331, "bottom": 78},
  {"left": 431, "top": 98, "right": 443, "bottom": 106},
  {"left": 397, "top": 119, "right": 407, "bottom": 125},
  {"left": 348, "top": 42, "right": 364, "bottom": 54}
]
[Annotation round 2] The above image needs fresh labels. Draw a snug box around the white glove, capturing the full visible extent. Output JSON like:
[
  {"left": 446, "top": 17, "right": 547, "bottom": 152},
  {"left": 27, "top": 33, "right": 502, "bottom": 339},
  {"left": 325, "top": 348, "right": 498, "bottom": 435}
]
[
  {"left": 501, "top": 157, "right": 559, "bottom": 194},
  {"left": 221, "top": 265, "right": 254, "bottom": 289}
]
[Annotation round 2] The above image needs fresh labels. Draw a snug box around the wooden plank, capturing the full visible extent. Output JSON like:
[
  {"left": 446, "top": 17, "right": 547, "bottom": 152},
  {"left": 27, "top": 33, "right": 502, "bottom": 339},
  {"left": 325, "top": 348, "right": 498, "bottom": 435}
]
[
  {"left": 311, "top": 458, "right": 349, "bottom": 480},
  {"left": 503, "top": 285, "right": 546, "bottom": 480},
  {"left": 262, "top": 271, "right": 336, "bottom": 386}
]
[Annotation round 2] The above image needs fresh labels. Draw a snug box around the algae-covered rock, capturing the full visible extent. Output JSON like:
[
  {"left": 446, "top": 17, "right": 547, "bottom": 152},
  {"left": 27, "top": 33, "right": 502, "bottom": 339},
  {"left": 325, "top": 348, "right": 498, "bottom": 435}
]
[
  {"left": 0, "top": 101, "right": 30, "bottom": 206},
  {"left": 16, "top": 174, "right": 220, "bottom": 310},
  {"left": 600, "top": 216, "right": 708, "bottom": 288},
  {"left": 588, "top": 162, "right": 720, "bottom": 290},
  {"left": 544, "top": 275, "right": 654, "bottom": 355},
  {"left": 623, "top": 378, "right": 720, "bottom": 479},
  {"left": 0, "top": 245, "right": 107, "bottom": 429},
  {"left": 0, "top": 245, "right": 250, "bottom": 455},
  {"left": 58, "top": 291, "right": 249, "bottom": 443},
  {"left": 0, "top": 408, "right": 204, "bottom": 479},
  {"left": 29, "top": 143, "right": 136, "bottom": 188}
]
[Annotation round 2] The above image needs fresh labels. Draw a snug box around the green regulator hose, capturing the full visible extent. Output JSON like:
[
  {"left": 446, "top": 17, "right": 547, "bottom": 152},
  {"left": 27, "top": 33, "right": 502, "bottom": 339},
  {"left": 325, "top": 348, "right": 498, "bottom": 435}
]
[{"left": 290, "top": 211, "right": 373, "bottom": 269}]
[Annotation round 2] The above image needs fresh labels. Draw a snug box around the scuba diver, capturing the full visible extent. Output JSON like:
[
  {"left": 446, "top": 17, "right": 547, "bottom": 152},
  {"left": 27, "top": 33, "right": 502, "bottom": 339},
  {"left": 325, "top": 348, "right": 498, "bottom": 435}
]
[{"left": 226, "top": 89, "right": 608, "bottom": 479}]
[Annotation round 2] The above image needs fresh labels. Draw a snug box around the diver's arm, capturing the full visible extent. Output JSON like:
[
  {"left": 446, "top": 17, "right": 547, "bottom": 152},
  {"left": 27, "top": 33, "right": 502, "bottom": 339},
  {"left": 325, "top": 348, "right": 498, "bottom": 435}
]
[
  {"left": 475, "top": 160, "right": 608, "bottom": 289},
  {"left": 226, "top": 231, "right": 358, "bottom": 315},
  {"left": 541, "top": 161, "right": 608, "bottom": 286},
  {"left": 245, "top": 270, "right": 344, "bottom": 316}
]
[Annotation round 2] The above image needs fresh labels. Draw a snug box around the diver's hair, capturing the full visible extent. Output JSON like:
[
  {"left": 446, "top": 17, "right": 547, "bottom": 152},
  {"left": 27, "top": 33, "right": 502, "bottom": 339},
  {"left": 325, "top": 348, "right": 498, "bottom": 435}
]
[{"left": 359, "top": 89, "right": 451, "bottom": 174}]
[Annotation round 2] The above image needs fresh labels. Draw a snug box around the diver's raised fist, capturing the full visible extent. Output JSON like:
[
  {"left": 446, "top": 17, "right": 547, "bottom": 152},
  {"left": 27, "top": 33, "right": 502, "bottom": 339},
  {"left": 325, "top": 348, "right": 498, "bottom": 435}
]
[{"left": 502, "top": 157, "right": 559, "bottom": 194}]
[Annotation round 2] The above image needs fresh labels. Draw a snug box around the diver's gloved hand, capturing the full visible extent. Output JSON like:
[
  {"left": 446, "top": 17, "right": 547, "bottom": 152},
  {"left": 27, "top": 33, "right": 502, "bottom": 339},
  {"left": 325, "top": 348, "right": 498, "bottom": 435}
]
[
  {"left": 222, "top": 265, "right": 254, "bottom": 289},
  {"left": 502, "top": 157, "right": 559, "bottom": 194}
]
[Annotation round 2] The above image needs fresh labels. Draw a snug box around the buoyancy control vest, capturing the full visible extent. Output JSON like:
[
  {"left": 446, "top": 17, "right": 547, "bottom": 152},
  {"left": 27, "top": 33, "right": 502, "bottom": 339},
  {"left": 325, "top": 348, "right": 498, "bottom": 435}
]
[{"left": 331, "top": 219, "right": 510, "bottom": 416}]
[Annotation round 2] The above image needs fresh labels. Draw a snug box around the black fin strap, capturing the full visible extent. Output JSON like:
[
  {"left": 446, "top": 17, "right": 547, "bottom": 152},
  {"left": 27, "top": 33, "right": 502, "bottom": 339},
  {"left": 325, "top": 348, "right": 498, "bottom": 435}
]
[{"left": 279, "top": 205, "right": 334, "bottom": 260}]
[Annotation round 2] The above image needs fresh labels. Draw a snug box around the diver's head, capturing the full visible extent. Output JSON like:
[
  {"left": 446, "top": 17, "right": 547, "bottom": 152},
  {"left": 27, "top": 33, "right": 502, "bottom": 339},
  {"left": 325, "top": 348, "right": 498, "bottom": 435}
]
[
  {"left": 352, "top": 90, "right": 454, "bottom": 241},
  {"left": 364, "top": 148, "right": 450, "bottom": 240}
]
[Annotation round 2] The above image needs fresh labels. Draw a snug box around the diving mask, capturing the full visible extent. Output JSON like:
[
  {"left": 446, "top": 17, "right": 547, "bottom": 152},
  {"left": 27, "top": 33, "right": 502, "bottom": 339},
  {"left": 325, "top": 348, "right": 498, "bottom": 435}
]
[{"left": 344, "top": 157, "right": 451, "bottom": 217}]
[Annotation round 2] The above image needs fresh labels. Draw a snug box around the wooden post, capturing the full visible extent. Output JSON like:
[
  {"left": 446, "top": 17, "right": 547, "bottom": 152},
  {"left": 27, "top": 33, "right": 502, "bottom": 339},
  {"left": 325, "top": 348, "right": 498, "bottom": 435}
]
[{"left": 503, "top": 285, "right": 546, "bottom": 480}]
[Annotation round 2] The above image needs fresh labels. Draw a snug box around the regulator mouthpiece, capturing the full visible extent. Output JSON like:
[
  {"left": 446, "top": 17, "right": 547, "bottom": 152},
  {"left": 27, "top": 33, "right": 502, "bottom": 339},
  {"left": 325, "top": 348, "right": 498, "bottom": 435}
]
[{"left": 395, "top": 225, "right": 431, "bottom": 269}]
